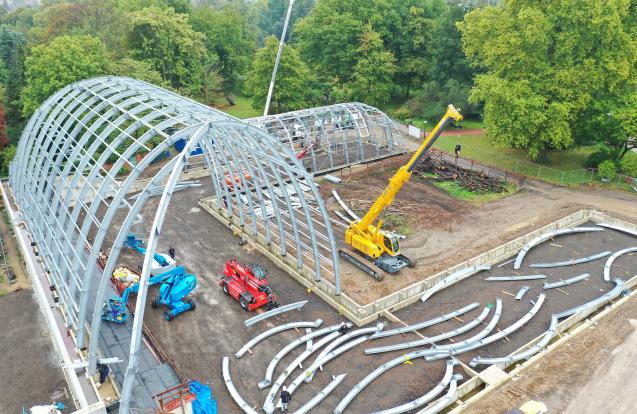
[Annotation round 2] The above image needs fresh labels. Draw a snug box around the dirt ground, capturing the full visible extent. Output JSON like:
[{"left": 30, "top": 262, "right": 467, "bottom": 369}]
[
  {"left": 0, "top": 202, "right": 71, "bottom": 412},
  {"left": 0, "top": 288, "right": 71, "bottom": 412},
  {"left": 463, "top": 290, "right": 637, "bottom": 414},
  {"left": 105, "top": 175, "right": 636, "bottom": 413},
  {"left": 319, "top": 153, "right": 637, "bottom": 304}
]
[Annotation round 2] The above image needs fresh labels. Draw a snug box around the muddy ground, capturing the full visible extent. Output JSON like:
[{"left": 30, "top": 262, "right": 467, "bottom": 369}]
[
  {"left": 108, "top": 176, "right": 637, "bottom": 413},
  {"left": 0, "top": 288, "right": 71, "bottom": 412},
  {"left": 464, "top": 287, "right": 637, "bottom": 414},
  {"left": 0, "top": 203, "right": 68, "bottom": 411},
  {"left": 319, "top": 153, "right": 637, "bottom": 304}
]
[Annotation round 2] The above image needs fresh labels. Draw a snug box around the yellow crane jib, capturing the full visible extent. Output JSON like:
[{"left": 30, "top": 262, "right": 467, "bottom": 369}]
[{"left": 343, "top": 105, "right": 463, "bottom": 275}]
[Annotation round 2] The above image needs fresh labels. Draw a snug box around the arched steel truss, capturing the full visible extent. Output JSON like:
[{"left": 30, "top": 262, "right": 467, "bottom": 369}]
[
  {"left": 247, "top": 102, "right": 402, "bottom": 174},
  {"left": 8, "top": 76, "right": 348, "bottom": 411}
]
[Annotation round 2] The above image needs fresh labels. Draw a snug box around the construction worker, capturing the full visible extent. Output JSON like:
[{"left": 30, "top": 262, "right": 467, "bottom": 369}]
[
  {"left": 338, "top": 322, "right": 350, "bottom": 335},
  {"left": 168, "top": 246, "right": 176, "bottom": 260},
  {"left": 280, "top": 386, "right": 291, "bottom": 412}
]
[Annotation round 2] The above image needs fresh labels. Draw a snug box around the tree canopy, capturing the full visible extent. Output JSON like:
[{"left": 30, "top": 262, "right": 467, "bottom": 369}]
[
  {"left": 20, "top": 35, "right": 109, "bottom": 116},
  {"left": 244, "top": 35, "right": 317, "bottom": 114},
  {"left": 127, "top": 7, "right": 213, "bottom": 96},
  {"left": 459, "top": 0, "right": 637, "bottom": 159}
]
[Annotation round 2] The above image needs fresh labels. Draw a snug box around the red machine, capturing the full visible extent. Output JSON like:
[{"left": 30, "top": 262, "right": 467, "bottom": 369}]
[{"left": 219, "top": 259, "right": 278, "bottom": 311}]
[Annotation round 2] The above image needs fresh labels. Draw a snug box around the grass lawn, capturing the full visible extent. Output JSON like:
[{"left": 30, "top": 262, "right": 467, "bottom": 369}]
[
  {"left": 430, "top": 179, "right": 518, "bottom": 204},
  {"left": 214, "top": 96, "right": 261, "bottom": 119}
]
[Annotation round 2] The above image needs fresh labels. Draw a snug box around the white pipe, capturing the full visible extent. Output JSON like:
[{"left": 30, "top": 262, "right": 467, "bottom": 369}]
[{"left": 263, "top": 0, "right": 296, "bottom": 116}]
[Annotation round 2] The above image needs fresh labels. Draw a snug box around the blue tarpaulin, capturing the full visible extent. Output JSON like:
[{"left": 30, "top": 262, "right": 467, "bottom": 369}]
[{"left": 189, "top": 381, "right": 218, "bottom": 414}]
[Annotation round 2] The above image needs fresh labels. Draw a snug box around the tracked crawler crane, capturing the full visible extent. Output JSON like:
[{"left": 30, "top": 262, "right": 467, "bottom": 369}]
[{"left": 341, "top": 105, "right": 463, "bottom": 279}]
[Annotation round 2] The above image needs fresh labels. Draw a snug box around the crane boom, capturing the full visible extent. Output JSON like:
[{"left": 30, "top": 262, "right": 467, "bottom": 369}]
[
  {"left": 357, "top": 105, "right": 463, "bottom": 230},
  {"left": 344, "top": 105, "right": 463, "bottom": 274}
]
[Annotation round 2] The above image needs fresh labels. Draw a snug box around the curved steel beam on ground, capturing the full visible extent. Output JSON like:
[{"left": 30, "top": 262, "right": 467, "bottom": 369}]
[
  {"left": 263, "top": 331, "right": 342, "bottom": 413},
  {"left": 530, "top": 251, "right": 611, "bottom": 268},
  {"left": 515, "top": 286, "right": 530, "bottom": 300},
  {"left": 421, "top": 266, "right": 491, "bottom": 303},
  {"left": 332, "top": 190, "right": 360, "bottom": 221},
  {"left": 513, "top": 227, "right": 604, "bottom": 269},
  {"left": 259, "top": 322, "right": 351, "bottom": 389},
  {"left": 365, "top": 306, "right": 491, "bottom": 354},
  {"left": 370, "top": 359, "right": 456, "bottom": 414},
  {"left": 244, "top": 301, "right": 308, "bottom": 327},
  {"left": 417, "top": 374, "right": 463, "bottom": 414},
  {"left": 222, "top": 357, "right": 259, "bottom": 414},
  {"left": 287, "top": 335, "right": 370, "bottom": 397},
  {"left": 372, "top": 302, "right": 480, "bottom": 339},
  {"left": 485, "top": 275, "right": 546, "bottom": 281},
  {"left": 417, "top": 299, "right": 502, "bottom": 356},
  {"left": 470, "top": 315, "right": 559, "bottom": 367},
  {"left": 543, "top": 273, "right": 590, "bottom": 290},
  {"left": 304, "top": 323, "right": 384, "bottom": 383},
  {"left": 598, "top": 223, "right": 637, "bottom": 237},
  {"left": 236, "top": 320, "right": 323, "bottom": 358},
  {"left": 555, "top": 279, "right": 625, "bottom": 320},
  {"left": 604, "top": 248, "right": 637, "bottom": 282},
  {"left": 292, "top": 374, "right": 347, "bottom": 414},
  {"left": 334, "top": 354, "right": 459, "bottom": 414},
  {"left": 426, "top": 294, "right": 545, "bottom": 361}
]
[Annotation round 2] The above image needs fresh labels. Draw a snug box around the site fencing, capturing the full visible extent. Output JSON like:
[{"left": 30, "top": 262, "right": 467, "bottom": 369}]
[{"left": 401, "top": 123, "right": 636, "bottom": 190}]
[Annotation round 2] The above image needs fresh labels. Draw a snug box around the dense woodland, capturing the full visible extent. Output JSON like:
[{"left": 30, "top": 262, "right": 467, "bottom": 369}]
[{"left": 0, "top": 0, "right": 634, "bottom": 178}]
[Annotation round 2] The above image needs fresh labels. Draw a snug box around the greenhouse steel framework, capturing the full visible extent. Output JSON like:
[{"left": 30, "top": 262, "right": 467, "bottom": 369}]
[{"left": 7, "top": 76, "right": 403, "bottom": 411}]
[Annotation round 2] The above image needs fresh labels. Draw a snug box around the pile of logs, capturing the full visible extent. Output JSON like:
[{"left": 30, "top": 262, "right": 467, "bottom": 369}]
[{"left": 415, "top": 155, "right": 507, "bottom": 194}]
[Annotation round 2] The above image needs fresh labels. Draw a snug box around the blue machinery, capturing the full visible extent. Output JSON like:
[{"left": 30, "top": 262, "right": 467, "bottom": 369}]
[
  {"left": 102, "top": 235, "right": 197, "bottom": 322},
  {"left": 6, "top": 77, "right": 402, "bottom": 412}
]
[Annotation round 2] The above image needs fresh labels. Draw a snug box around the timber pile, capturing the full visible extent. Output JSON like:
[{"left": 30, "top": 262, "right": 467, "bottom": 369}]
[{"left": 415, "top": 155, "right": 507, "bottom": 193}]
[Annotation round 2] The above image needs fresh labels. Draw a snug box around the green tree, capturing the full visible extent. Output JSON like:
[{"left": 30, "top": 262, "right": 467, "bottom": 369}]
[
  {"left": 0, "top": 144, "right": 15, "bottom": 176},
  {"left": 294, "top": 0, "right": 370, "bottom": 83},
  {"left": 29, "top": 1, "right": 128, "bottom": 57},
  {"left": 350, "top": 27, "right": 396, "bottom": 106},
  {"left": 0, "top": 26, "right": 26, "bottom": 126},
  {"left": 127, "top": 7, "right": 213, "bottom": 96},
  {"left": 108, "top": 58, "right": 168, "bottom": 86},
  {"left": 244, "top": 36, "right": 317, "bottom": 114},
  {"left": 253, "top": 0, "right": 315, "bottom": 40},
  {"left": 21, "top": 35, "right": 109, "bottom": 117},
  {"left": 190, "top": 5, "right": 258, "bottom": 93},
  {"left": 459, "top": 0, "right": 637, "bottom": 159}
]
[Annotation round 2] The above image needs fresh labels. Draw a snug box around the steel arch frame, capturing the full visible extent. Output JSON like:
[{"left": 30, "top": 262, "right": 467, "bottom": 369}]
[{"left": 8, "top": 77, "right": 343, "bottom": 412}]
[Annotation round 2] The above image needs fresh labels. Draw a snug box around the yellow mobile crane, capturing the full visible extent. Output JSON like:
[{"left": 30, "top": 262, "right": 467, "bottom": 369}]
[{"left": 340, "top": 105, "right": 463, "bottom": 279}]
